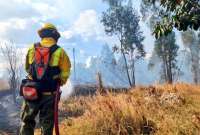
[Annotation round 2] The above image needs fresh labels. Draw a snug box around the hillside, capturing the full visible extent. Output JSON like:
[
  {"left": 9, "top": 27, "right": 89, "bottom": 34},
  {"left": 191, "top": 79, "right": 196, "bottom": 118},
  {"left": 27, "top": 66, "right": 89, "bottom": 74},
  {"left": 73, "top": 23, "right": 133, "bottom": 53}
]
[{"left": 35, "top": 83, "right": 200, "bottom": 135}]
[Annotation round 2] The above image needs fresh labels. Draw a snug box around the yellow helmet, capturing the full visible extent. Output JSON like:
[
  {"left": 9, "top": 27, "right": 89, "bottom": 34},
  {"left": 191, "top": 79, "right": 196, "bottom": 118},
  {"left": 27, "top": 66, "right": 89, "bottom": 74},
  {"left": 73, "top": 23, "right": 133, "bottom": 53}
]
[
  {"left": 38, "top": 23, "right": 57, "bottom": 33},
  {"left": 38, "top": 23, "right": 60, "bottom": 40},
  {"left": 42, "top": 23, "right": 57, "bottom": 30}
]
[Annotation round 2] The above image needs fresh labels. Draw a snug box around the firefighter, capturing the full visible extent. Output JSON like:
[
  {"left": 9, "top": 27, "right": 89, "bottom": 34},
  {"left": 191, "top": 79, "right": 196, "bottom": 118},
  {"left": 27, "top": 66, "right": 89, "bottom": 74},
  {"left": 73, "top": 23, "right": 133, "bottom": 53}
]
[{"left": 19, "top": 23, "right": 71, "bottom": 135}]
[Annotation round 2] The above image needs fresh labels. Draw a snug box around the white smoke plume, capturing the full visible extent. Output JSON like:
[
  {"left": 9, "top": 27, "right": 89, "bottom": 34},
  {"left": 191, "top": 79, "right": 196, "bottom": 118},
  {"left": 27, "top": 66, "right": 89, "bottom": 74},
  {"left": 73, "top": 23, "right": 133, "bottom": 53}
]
[{"left": 61, "top": 79, "right": 74, "bottom": 100}]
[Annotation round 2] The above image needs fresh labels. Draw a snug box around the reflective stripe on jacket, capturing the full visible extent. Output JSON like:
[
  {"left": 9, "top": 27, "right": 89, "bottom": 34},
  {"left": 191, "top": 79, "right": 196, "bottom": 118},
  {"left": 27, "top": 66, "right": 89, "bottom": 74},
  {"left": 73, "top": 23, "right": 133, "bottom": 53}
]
[{"left": 25, "top": 38, "right": 71, "bottom": 86}]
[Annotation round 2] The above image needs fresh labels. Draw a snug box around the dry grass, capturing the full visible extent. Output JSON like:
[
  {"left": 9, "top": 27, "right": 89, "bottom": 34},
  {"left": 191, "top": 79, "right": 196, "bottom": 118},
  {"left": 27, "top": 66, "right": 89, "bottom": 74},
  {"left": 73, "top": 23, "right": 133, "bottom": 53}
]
[{"left": 35, "top": 83, "right": 200, "bottom": 135}]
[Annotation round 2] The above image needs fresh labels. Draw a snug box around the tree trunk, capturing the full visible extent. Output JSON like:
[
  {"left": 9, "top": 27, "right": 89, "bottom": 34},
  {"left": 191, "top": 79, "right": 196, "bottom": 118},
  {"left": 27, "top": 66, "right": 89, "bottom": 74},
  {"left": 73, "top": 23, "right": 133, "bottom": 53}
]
[
  {"left": 121, "top": 50, "right": 132, "bottom": 87},
  {"left": 96, "top": 72, "right": 106, "bottom": 94},
  {"left": 165, "top": 59, "right": 172, "bottom": 84},
  {"left": 131, "top": 61, "right": 136, "bottom": 87},
  {"left": 130, "top": 51, "right": 135, "bottom": 87},
  {"left": 11, "top": 74, "right": 17, "bottom": 103},
  {"left": 163, "top": 46, "right": 173, "bottom": 84},
  {"left": 162, "top": 57, "right": 168, "bottom": 82},
  {"left": 191, "top": 54, "right": 198, "bottom": 84},
  {"left": 168, "top": 60, "right": 173, "bottom": 84},
  {"left": 122, "top": 53, "right": 132, "bottom": 87},
  {"left": 119, "top": 25, "right": 132, "bottom": 87},
  {"left": 190, "top": 42, "right": 200, "bottom": 84},
  {"left": 162, "top": 52, "right": 169, "bottom": 83}
]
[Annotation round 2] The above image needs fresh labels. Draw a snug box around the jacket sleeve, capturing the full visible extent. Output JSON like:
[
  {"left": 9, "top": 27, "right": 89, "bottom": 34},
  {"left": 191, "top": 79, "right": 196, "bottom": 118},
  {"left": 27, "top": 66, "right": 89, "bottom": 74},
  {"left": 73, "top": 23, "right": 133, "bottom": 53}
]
[
  {"left": 25, "top": 45, "right": 34, "bottom": 79},
  {"left": 25, "top": 51, "right": 29, "bottom": 73},
  {"left": 59, "top": 49, "right": 71, "bottom": 86},
  {"left": 25, "top": 45, "right": 33, "bottom": 73}
]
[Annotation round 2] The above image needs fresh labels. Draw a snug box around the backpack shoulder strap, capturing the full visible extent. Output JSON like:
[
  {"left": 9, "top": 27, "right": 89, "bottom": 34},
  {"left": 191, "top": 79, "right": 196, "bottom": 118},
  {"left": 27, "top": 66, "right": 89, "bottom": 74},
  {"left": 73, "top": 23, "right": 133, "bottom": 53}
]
[
  {"left": 49, "top": 45, "right": 60, "bottom": 62},
  {"left": 50, "top": 45, "right": 60, "bottom": 55},
  {"left": 33, "top": 43, "right": 60, "bottom": 62},
  {"left": 34, "top": 42, "right": 41, "bottom": 48}
]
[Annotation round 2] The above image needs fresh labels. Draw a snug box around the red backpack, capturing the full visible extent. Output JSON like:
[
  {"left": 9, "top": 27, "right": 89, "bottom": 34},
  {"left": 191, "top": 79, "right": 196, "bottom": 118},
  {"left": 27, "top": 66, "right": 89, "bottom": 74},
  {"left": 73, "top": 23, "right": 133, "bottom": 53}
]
[
  {"left": 33, "top": 43, "right": 60, "bottom": 80},
  {"left": 20, "top": 43, "right": 60, "bottom": 100}
]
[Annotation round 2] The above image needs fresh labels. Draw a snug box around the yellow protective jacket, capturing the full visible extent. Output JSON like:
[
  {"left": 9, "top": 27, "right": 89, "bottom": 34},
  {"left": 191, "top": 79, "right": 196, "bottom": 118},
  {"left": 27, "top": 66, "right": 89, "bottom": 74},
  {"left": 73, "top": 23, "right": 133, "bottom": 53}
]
[{"left": 25, "top": 38, "right": 71, "bottom": 86}]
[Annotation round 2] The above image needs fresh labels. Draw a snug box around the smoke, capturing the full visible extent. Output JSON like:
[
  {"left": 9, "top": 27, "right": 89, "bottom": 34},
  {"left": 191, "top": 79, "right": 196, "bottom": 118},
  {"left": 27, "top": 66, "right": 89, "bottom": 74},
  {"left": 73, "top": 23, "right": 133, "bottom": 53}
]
[{"left": 61, "top": 79, "right": 74, "bottom": 100}]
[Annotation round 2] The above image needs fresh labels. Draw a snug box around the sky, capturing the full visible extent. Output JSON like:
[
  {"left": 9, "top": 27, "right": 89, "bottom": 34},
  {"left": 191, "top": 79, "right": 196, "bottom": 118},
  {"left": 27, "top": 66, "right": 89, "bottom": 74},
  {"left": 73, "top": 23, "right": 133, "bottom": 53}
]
[
  {"left": 0, "top": 0, "right": 155, "bottom": 57},
  {"left": 0, "top": 0, "right": 178, "bottom": 77}
]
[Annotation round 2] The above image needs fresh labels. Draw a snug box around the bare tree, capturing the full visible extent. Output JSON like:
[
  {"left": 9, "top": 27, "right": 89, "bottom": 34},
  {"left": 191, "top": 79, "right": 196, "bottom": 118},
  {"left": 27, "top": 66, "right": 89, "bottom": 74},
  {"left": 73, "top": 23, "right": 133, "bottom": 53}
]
[{"left": 0, "top": 41, "right": 22, "bottom": 103}]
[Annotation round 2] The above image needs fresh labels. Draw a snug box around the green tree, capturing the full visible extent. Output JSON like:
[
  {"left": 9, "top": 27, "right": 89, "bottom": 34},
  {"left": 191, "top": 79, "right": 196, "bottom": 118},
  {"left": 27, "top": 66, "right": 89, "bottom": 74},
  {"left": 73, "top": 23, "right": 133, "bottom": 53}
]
[
  {"left": 154, "top": 32, "right": 179, "bottom": 83},
  {"left": 182, "top": 30, "right": 200, "bottom": 84},
  {"left": 101, "top": 0, "right": 145, "bottom": 87},
  {"left": 142, "top": 0, "right": 200, "bottom": 38},
  {"left": 141, "top": 1, "right": 180, "bottom": 83}
]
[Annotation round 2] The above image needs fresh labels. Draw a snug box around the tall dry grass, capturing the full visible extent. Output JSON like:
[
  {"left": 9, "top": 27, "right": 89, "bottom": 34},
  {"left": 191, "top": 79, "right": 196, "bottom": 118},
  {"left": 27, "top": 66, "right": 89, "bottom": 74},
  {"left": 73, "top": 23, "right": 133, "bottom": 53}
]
[{"left": 35, "top": 83, "right": 200, "bottom": 135}]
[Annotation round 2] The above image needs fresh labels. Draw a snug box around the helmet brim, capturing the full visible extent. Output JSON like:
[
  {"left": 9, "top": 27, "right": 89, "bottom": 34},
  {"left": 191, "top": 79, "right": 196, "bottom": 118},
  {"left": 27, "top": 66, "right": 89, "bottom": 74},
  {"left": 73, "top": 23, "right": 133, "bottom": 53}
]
[{"left": 38, "top": 28, "right": 61, "bottom": 40}]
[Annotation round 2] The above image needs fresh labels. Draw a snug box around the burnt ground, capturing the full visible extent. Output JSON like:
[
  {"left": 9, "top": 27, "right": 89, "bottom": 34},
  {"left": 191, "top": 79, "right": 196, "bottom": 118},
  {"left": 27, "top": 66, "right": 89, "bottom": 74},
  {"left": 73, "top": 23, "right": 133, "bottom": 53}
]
[
  {"left": 0, "top": 90, "right": 20, "bottom": 135},
  {"left": 72, "top": 84, "right": 128, "bottom": 96}
]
